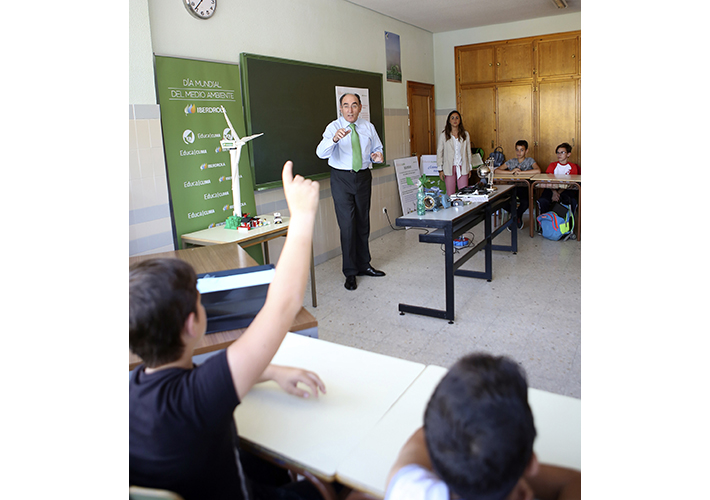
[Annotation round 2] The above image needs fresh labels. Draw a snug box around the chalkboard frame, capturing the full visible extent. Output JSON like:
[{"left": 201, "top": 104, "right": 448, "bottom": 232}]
[{"left": 240, "top": 53, "right": 386, "bottom": 190}]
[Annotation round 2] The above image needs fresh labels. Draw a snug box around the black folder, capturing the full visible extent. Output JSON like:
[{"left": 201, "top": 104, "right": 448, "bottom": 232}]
[{"left": 196, "top": 264, "right": 275, "bottom": 334}]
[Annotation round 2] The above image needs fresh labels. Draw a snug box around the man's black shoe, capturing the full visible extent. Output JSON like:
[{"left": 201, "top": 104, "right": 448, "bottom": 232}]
[
  {"left": 344, "top": 275, "right": 357, "bottom": 290},
  {"left": 357, "top": 266, "right": 386, "bottom": 277}
]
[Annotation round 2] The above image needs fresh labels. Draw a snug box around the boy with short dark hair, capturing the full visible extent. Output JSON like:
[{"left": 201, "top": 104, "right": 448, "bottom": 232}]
[
  {"left": 130, "top": 161, "right": 325, "bottom": 500},
  {"left": 496, "top": 140, "right": 541, "bottom": 229},
  {"left": 385, "top": 353, "right": 581, "bottom": 500}
]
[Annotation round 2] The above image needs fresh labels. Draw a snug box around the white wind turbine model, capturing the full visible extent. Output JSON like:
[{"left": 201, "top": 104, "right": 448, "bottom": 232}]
[{"left": 219, "top": 105, "right": 263, "bottom": 216}]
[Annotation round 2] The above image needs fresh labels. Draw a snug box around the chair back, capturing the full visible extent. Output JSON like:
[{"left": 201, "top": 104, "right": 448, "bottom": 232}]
[{"left": 129, "top": 486, "right": 184, "bottom": 500}]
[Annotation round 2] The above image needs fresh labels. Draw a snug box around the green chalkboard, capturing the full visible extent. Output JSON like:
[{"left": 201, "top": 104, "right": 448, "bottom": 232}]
[{"left": 240, "top": 53, "right": 385, "bottom": 189}]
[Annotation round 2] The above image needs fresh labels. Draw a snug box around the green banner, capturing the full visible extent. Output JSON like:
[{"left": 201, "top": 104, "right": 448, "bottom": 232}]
[{"left": 154, "top": 56, "right": 261, "bottom": 261}]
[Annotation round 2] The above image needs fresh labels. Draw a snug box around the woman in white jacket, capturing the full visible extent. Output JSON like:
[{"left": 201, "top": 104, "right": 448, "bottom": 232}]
[{"left": 437, "top": 110, "right": 473, "bottom": 196}]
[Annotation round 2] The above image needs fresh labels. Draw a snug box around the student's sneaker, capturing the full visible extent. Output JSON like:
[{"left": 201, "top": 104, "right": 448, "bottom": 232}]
[{"left": 517, "top": 217, "right": 524, "bottom": 230}]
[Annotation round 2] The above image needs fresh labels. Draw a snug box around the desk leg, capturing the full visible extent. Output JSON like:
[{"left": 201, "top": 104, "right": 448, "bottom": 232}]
[
  {"left": 444, "top": 226, "right": 455, "bottom": 324},
  {"left": 529, "top": 180, "right": 535, "bottom": 238},
  {"left": 310, "top": 245, "right": 317, "bottom": 307},
  {"left": 263, "top": 241, "right": 270, "bottom": 264}
]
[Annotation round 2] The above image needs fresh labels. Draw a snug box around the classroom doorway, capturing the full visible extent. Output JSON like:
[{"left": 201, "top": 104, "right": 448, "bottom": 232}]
[{"left": 407, "top": 81, "right": 435, "bottom": 157}]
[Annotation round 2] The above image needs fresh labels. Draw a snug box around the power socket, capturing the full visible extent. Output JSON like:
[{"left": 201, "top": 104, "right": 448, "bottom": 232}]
[{"left": 382, "top": 207, "right": 387, "bottom": 215}]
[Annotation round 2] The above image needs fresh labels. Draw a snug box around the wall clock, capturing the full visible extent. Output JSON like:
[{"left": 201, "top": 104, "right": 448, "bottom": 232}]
[{"left": 183, "top": 0, "right": 216, "bottom": 20}]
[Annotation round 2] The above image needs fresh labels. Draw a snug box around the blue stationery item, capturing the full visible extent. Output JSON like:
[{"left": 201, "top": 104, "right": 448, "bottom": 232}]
[{"left": 196, "top": 264, "right": 275, "bottom": 334}]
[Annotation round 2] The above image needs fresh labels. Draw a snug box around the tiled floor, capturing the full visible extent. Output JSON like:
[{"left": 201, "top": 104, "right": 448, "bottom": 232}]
[{"left": 301, "top": 219, "right": 581, "bottom": 399}]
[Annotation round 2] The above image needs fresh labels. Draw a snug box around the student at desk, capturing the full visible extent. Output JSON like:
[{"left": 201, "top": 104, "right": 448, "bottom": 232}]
[
  {"left": 385, "top": 353, "right": 581, "bottom": 500},
  {"left": 537, "top": 142, "right": 580, "bottom": 216},
  {"left": 496, "top": 140, "right": 540, "bottom": 229},
  {"left": 129, "top": 162, "right": 326, "bottom": 500}
]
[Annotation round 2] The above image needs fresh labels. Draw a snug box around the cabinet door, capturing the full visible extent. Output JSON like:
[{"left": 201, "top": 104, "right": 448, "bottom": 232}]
[
  {"left": 497, "top": 84, "right": 533, "bottom": 160},
  {"left": 459, "top": 86, "right": 496, "bottom": 155},
  {"left": 457, "top": 46, "right": 495, "bottom": 85},
  {"left": 538, "top": 36, "right": 579, "bottom": 78},
  {"left": 496, "top": 42, "right": 533, "bottom": 81},
  {"left": 538, "top": 80, "right": 578, "bottom": 167}
]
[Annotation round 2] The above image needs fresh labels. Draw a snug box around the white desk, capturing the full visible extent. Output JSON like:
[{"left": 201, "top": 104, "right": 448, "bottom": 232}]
[
  {"left": 338, "top": 367, "right": 581, "bottom": 498},
  {"left": 234, "top": 333, "right": 425, "bottom": 492},
  {"left": 336, "top": 365, "right": 448, "bottom": 497}
]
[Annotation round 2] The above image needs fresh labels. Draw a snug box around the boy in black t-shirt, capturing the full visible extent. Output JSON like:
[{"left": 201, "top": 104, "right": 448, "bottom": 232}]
[{"left": 130, "top": 162, "right": 325, "bottom": 500}]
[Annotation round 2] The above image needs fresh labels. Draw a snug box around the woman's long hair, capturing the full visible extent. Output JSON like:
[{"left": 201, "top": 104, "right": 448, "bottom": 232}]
[{"left": 443, "top": 110, "right": 468, "bottom": 142}]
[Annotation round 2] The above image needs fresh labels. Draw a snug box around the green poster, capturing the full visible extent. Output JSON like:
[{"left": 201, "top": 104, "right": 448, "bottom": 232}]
[{"left": 154, "top": 56, "right": 261, "bottom": 261}]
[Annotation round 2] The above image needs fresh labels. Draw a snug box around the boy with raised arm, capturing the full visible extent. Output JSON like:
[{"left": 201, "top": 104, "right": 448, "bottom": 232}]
[
  {"left": 385, "top": 353, "right": 581, "bottom": 500},
  {"left": 130, "top": 161, "right": 325, "bottom": 500}
]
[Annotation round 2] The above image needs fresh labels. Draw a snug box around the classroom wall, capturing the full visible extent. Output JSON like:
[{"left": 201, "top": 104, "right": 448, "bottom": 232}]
[
  {"left": 431, "top": 12, "right": 582, "bottom": 134},
  {"left": 129, "top": 0, "right": 435, "bottom": 260},
  {"left": 129, "top": 0, "right": 174, "bottom": 255}
]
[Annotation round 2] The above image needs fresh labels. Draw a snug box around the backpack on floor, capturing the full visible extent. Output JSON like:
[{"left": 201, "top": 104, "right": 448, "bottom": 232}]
[{"left": 537, "top": 203, "right": 574, "bottom": 241}]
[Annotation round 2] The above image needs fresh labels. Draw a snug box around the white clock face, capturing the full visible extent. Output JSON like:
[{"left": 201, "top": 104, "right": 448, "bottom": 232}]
[{"left": 184, "top": 0, "right": 216, "bottom": 20}]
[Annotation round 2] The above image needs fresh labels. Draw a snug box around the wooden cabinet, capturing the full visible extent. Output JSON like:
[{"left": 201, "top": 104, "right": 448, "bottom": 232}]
[
  {"left": 496, "top": 41, "right": 534, "bottom": 81},
  {"left": 455, "top": 31, "right": 581, "bottom": 167}
]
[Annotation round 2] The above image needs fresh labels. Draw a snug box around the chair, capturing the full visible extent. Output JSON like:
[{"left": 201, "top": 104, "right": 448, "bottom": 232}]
[{"left": 129, "top": 486, "right": 185, "bottom": 500}]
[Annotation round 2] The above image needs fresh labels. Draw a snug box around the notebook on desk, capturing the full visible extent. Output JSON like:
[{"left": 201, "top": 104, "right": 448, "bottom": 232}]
[{"left": 196, "top": 265, "right": 275, "bottom": 334}]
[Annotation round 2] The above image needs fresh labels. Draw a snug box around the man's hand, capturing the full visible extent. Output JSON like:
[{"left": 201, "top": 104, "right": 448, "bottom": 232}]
[
  {"left": 282, "top": 161, "right": 319, "bottom": 219},
  {"left": 263, "top": 365, "right": 326, "bottom": 399},
  {"left": 371, "top": 151, "right": 384, "bottom": 163},
  {"left": 332, "top": 128, "right": 351, "bottom": 143},
  {"left": 551, "top": 190, "right": 561, "bottom": 202}
]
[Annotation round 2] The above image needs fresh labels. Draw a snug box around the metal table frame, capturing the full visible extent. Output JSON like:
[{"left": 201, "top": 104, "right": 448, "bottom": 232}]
[{"left": 395, "top": 185, "right": 517, "bottom": 323}]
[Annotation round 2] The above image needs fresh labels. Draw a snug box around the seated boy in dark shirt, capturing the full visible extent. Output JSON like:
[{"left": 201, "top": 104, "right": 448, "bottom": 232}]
[
  {"left": 129, "top": 161, "right": 325, "bottom": 500},
  {"left": 385, "top": 353, "right": 581, "bottom": 500}
]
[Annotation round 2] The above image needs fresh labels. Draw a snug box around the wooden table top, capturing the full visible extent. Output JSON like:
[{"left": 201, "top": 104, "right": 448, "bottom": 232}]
[
  {"left": 493, "top": 171, "right": 537, "bottom": 180},
  {"left": 180, "top": 214, "right": 290, "bottom": 247},
  {"left": 129, "top": 242, "right": 317, "bottom": 370},
  {"left": 531, "top": 173, "right": 582, "bottom": 182}
]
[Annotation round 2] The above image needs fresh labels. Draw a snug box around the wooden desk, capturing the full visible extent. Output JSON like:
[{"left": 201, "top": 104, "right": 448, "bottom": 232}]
[
  {"left": 181, "top": 214, "right": 317, "bottom": 307},
  {"left": 234, "top": 333, "right": 425, "bottom": 500},
  {"left": 128, "top": 242, "right": 317, "bottom": 370},
  {"left": 395, "top": 185, "right": 517, "bottom": 323},
  {"left": 530, "top": 174, "right": 582, "bottom": 241},
  {"left": 493, "top": 172, "right": 537, "bottom": 238},
  {"left": 338, "top": 367, "right": 581, "bottom": 498}
]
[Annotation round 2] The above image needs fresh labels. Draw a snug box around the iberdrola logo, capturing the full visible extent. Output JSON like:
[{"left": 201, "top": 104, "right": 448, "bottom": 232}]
[
  {"left": 215, "top": 145, "right": 223, "bottom": 153},
  {"left": 184, "top": 104, "right": 196, "bottom": 115},
  {"left": 200, "top": 163, "right": 207, "bottom": 170},
  {"left": 219, "top": 176, "right": 226, "bottom": 182}
]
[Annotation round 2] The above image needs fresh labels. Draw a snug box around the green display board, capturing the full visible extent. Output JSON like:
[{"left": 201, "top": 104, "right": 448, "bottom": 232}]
[
  {"left": 154, "top": 55, "right": 261, "bottom": 262},
  {"left": 240, "top": 53, "right": 385, "bottom": 189}
]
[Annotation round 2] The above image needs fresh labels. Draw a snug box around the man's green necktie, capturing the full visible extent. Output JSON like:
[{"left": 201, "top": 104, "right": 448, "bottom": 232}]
[{"left": 349, "top": 123, "right": 362, "bottom": 172}]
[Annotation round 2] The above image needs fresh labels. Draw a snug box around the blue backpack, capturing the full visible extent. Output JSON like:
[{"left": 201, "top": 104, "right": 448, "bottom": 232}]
[{"left": 537, "top": 203, "right": 574, "bottom": 241}]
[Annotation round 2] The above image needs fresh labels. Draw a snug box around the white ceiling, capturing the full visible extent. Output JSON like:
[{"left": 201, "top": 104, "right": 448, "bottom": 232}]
[{"left": 344, "top": 0, "right": 581, "bottom": 33}]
